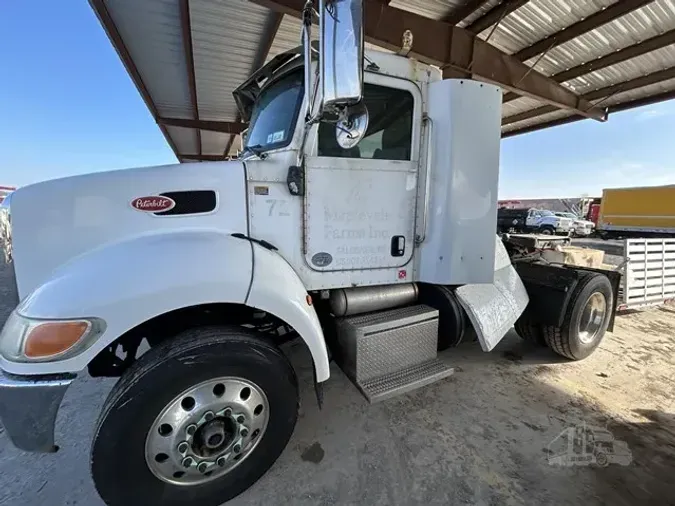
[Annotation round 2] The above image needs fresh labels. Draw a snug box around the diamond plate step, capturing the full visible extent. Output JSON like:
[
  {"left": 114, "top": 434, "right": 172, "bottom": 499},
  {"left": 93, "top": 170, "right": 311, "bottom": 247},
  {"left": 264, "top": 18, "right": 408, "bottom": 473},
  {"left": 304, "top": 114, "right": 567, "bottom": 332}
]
[{"left": 357, "top": 359, "right": 454, "bottom": 403}]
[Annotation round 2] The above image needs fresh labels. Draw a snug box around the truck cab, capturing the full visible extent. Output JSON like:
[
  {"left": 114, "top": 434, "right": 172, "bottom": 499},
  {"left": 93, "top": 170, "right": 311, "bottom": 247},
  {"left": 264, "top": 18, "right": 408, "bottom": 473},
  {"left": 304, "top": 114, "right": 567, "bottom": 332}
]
[{"left": 0, "top": 2, "right": 619, "bottom": 506}]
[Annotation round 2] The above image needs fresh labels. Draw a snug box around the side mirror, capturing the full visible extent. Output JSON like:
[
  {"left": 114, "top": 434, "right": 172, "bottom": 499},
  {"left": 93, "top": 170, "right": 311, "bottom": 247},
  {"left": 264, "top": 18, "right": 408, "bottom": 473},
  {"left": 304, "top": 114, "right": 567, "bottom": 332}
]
[
  {"left": 320, "top": 0, "right": 364, "bottom": 113},
  {"left": 335, "top": 102, "right": 369, "bottom": 149}
]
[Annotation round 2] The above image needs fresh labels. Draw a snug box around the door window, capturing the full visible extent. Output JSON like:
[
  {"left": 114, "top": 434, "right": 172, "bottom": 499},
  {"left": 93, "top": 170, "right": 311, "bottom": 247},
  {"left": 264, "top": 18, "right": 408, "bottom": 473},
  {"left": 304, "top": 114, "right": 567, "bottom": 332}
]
[{"left": 318, "top": 84, "right": 414, "bottom": 161}]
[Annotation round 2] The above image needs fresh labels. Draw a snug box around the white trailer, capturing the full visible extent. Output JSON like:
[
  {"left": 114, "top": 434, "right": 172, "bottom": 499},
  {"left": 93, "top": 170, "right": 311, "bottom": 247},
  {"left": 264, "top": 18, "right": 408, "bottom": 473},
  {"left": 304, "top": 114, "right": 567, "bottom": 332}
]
[{"left": 0, "top": 2, "right": 619, "bottom": 505}]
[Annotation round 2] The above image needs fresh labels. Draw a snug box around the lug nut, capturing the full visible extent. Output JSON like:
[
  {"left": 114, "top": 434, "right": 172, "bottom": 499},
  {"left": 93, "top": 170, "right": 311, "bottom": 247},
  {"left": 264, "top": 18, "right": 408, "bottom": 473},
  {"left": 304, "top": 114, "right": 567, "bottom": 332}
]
[
  {"left": 237, "top": 415, "right": 245, "bottom": 424},
  {"left": 233, "top": 444, "right": 241, "bottom": 454},
  {"left": 204, "top": 411, "right": 214, "bottom": 422},
  {"left": 182, "top": 457, "right": 193, "bottom": 468},
  {"left": 217, "top": 457, "right": 226, "bottom": 467},
  {"left": 186, "top": 424, "right": 197, "bottom": 436},
  {"left": 198, "top": 462, "right": 208, "bottom": 473},
  {"left": 241, "top": 428, "right": 249, "bottom": 437},
  {"left": 223, "top": 408, "right": 232, "bottom": 416},
  {"left": 177, "top": 442, "right": 189, "bottom": 454}
]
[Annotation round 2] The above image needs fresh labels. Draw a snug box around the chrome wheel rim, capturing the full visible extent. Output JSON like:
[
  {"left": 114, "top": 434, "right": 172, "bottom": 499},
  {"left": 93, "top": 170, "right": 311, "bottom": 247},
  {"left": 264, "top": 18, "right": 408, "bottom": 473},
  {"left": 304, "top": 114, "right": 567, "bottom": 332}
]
[
  {"left": 578, "top": 292, "right": 607, "bottom": 344},
  {"left": 145, "top": 377, "right": 269, "bottom": 486}
]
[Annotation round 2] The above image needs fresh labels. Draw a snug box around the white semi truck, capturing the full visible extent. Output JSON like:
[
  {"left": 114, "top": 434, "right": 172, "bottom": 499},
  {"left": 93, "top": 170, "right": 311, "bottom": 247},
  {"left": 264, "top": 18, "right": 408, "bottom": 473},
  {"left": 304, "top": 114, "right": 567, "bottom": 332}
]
[{"left": 0, "top": 2, "right": 619, "bottom": 505}]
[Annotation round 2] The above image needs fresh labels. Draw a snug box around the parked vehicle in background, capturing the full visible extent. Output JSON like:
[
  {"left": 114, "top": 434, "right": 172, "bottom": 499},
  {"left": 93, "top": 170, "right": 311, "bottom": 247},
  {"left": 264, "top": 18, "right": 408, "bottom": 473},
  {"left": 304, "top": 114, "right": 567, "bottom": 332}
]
[
  {"left": 0, "top": 192, "right": 10, "bottom": 264},
  {"left": 554, "top": 212, "right": 594, "bottom": 237},
  {"left": 0, "top": 186, "right": 15, "bottom": 205},
  {"left": 597, "top": 185, "right": 675, "bottom": 239},
  {"left": 586, "top": 198, "right": 602, "bottom": 226},
  {"left": 497, "top": 208, "right": 573, "bottom": 235}
]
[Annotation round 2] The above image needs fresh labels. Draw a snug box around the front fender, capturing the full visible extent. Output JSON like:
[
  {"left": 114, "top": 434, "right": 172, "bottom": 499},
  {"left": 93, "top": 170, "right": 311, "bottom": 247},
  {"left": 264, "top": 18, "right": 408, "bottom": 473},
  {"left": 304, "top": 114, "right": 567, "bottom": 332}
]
[
  {"left": 2, "top": 231, "right": 253, "bottom": 375},
  {"left": 247, "top": 244, "right": 330, "bottom": 382}
]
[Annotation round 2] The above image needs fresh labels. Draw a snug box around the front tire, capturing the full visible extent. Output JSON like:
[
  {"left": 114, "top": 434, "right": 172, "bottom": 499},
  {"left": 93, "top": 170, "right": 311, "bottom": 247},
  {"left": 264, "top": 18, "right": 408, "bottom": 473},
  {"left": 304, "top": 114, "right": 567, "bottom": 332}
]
[
  {"left": 539, "top": 226, "right": 555, "bottom": 235},
  {"left": 91, "top": 326, "right": 298, "bottom": 506},
  {"left": 542, "top": 272, "right": 613, "bottom": 360}
]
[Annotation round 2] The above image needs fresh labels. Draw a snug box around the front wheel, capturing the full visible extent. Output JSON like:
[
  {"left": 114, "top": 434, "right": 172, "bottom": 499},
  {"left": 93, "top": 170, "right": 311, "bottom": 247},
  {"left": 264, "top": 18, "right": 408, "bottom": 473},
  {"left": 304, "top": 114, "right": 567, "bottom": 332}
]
[
  {"left": 539, "top": 226, "right": 555, "bottom": 235},
  {"left": 91, "top": 326, "right": 298, "bottom": 506}
]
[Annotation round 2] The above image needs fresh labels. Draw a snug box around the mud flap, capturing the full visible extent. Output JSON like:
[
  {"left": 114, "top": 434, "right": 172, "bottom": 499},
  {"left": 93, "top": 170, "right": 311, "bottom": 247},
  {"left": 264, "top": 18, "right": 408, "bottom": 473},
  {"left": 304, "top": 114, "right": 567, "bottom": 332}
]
[{"left": 455, "top": 237, "right": 529, "bottom": 351}]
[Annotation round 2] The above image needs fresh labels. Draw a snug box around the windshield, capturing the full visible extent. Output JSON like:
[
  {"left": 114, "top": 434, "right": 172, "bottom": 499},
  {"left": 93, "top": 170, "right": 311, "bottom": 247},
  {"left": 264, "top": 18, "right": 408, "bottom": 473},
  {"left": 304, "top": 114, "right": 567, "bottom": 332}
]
[{"left": 244, "top": 70, "right": 303, "bottom": 153}]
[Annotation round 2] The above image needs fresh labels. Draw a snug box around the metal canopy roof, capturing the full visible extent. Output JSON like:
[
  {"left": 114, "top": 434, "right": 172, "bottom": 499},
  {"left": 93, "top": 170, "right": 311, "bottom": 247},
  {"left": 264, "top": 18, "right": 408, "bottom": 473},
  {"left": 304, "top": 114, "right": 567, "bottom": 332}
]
[{"left": 90, "top": 0, "right": 675, "bottom": 161}]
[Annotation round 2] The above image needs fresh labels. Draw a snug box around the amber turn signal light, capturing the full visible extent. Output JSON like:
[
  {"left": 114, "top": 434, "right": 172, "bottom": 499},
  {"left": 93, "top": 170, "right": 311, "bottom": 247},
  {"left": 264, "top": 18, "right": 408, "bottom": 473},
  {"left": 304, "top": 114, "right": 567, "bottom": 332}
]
[{"left": 24, "top": 321, "right": 90, "bottom": 358}]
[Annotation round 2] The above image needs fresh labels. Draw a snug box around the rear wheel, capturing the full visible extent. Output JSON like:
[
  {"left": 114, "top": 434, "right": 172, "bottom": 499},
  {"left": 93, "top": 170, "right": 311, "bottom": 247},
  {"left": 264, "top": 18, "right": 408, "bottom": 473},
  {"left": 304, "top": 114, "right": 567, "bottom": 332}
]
[
  {"left": 542, "top": 272, "right": 612, "bottom": 360},
  {"left": 514, "top": 311, "right": 545, "bottom": 346},
  {"left": 91, "top": 326, "right": 298, "bottom": 506}
]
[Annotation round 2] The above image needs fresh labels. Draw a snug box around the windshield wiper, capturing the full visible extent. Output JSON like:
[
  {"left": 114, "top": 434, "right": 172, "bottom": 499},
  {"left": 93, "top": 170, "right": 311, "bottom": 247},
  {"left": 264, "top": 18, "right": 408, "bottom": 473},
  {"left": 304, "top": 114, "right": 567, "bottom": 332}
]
[{"left": 239, "top": 144, "right": 268, "bottom": 160}]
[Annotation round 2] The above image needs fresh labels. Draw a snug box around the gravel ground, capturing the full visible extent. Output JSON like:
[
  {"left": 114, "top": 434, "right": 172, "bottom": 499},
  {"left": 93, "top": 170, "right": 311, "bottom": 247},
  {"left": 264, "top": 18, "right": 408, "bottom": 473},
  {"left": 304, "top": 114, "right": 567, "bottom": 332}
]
[{"left": 1, "top": 260, "right": 674, "bottom": 506}]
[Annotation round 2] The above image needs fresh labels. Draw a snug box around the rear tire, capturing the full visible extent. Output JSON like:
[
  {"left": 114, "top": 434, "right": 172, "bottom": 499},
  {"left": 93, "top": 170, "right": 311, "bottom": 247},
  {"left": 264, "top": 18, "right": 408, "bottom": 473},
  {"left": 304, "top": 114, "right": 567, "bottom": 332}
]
[
  {"left": 91, "top": 326, "right": 298, "bottom": 506},
  {"left": 514, "top": 311, "right": 545, "bottom": 346},
  {"left": 542, "top": 272, "right": 612, "bottom": 360}
]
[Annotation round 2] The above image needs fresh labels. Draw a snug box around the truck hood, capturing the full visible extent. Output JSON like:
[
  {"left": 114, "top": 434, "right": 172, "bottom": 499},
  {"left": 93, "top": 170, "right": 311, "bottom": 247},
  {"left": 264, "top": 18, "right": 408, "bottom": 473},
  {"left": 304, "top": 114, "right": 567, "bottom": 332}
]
[{"left": 7, "top": 161, "right": 247, "bottom": 300}]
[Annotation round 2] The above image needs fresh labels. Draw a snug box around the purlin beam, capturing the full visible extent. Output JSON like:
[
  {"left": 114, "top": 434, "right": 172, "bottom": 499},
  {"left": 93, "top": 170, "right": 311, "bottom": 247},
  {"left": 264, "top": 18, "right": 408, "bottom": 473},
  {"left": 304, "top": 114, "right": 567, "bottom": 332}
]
[
  {"left": 503, "top": 66, "right": 675, "bottom": 126},
  {"left": 250, "top": 0, "right": 606, "bottom": 121},
  {"left": 465, "top": 0, "right": 530, "bottom": 34},
  {"left": 177, "top": 154, "right": 228, "bottom": 161},
  {"left": 89, "top": 0, "right": 181, "bottom": 160},
  {"left": 179, "top": 0, "right": 201, "bottom": 158},
  {"left": 443, "top": 0, "right": 492, "bottom": 25},
  {"left": 502, "top": 27, "right": 675, "bottom": 104},
  {"left": 158, "top": 117, "right": 248, "bottom": 134},
  {"left": 503, "top": 88, "right": 675, "bottom": 138},
  {"left": 223, "top": 10, "right": 283, "bottom": 157},
  {"left": 514, "top": 0, "right": 655, "bottom": 63}
]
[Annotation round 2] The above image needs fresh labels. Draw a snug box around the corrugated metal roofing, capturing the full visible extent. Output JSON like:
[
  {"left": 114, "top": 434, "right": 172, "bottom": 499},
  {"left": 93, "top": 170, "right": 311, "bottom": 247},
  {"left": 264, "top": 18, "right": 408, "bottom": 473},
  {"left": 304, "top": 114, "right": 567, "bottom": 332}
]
[{"left": 91, "top": 0, "right": 675, "bottom": 160}]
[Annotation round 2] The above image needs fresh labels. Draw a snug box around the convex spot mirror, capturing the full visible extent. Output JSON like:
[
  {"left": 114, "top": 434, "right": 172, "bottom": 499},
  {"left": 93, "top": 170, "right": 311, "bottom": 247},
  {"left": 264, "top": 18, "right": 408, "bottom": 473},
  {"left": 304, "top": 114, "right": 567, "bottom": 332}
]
[{"left": 335, "top": 102, "right": 369, "bottom": 149}]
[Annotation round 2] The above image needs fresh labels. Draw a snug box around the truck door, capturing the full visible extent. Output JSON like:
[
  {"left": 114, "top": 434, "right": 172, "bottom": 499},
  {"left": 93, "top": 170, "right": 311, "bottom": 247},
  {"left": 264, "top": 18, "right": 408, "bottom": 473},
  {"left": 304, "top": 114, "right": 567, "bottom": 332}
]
[{"left": 303, "top": 75, "right": 422, "bottom": 272}]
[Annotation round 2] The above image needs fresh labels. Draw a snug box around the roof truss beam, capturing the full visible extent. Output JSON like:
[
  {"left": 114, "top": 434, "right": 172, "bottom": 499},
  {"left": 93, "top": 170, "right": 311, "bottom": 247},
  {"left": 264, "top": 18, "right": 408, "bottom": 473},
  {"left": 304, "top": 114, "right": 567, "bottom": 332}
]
[
  {"left": 250, "top": 0, "right": 606, "bottom": 121},
  {"left": 177, "top": 154, "right": 228, "bottom": 161},
  {"left": 514, "top": 0, "right": 656, "bottom": 63},
  {"left": 465, "top": 0, "right": 530, "bottom": 34},
  {"left": 443, "top": 0, "right": 492, "bottom": 25},
  {"left": 90, "top": 0, "right": 181, "bottom": 158},
  {"left": 503, "top": 88, "right": 675, "bottom": 137},
  {"left": 503, "top": 27, "right": 675, "bottom": 104},
  {"left": 179, "top": 0, "right": 201, "bottom": 157},
  {"left": 503, "top": 66, "right": 675, "bottom": 126},
  {"left": 158, "top": 117, "right": 248, "bottom": 134}
]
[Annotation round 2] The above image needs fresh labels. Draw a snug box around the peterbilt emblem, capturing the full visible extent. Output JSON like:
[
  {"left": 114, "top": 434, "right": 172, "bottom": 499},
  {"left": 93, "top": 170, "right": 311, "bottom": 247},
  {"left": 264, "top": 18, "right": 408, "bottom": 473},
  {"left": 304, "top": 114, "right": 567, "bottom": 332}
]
[{"left": 131, "top": 196, "right": 176, "bottom": 213}]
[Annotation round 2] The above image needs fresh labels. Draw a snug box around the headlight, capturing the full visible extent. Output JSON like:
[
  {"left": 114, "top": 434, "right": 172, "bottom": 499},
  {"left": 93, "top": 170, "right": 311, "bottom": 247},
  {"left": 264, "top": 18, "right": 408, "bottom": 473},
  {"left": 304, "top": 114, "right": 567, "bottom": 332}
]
[{"left": 0, "top": 311, "right": 105, "bottom": 362}]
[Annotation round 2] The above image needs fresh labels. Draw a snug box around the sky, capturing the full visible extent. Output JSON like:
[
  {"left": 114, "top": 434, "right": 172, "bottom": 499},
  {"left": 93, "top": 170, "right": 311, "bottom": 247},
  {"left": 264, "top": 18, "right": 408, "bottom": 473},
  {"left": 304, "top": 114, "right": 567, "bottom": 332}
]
[{"left": 1, "top": 1, "right": 674, "bottom": 199}]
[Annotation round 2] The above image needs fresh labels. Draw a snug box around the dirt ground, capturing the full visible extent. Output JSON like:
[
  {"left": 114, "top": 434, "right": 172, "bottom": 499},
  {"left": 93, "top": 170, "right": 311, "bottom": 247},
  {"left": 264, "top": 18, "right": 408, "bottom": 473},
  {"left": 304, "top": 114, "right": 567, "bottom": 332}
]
[{"left": 0, "top": 260, "right": 674, "bottom": 506}]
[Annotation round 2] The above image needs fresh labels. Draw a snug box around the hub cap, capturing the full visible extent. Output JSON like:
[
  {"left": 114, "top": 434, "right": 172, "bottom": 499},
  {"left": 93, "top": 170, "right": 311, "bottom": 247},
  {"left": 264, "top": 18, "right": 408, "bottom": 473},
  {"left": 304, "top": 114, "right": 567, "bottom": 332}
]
[
  {"left": 578, "top": 292, "right": 607, "bottom": 344},
  {"left": 145, "top": 377, "right": 269, "bottom": 486}
]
